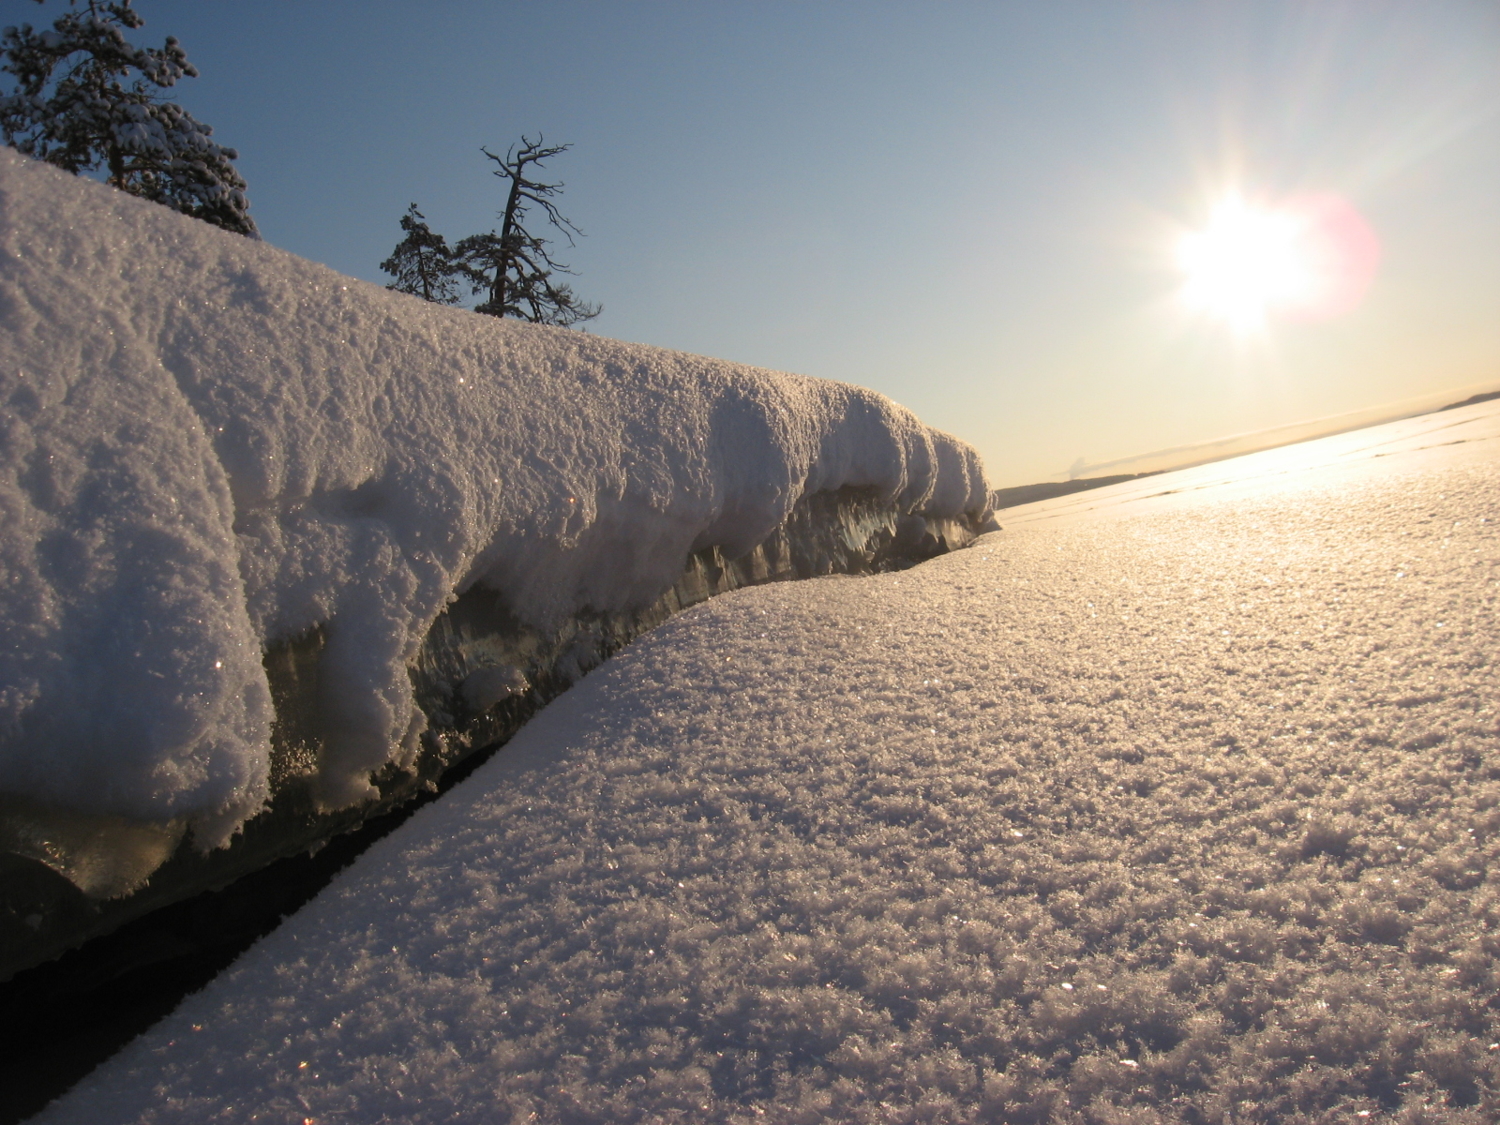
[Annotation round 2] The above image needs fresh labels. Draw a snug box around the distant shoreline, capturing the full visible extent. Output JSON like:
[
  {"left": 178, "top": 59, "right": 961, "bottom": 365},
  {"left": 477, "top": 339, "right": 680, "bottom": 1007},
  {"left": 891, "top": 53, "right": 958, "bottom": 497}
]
[
  {"left": 993, "top": 383, "right": 1500, "bottom": 511},
  {"left": 990, "top": 472, "right": 1158, "bottom": 511}
]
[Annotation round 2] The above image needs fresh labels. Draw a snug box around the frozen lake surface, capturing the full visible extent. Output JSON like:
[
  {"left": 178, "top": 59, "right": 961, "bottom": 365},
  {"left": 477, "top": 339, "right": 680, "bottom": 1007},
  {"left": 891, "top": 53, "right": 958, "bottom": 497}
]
[{"left": 37, "top": 400, "right": 1500, "bottom": 1123}]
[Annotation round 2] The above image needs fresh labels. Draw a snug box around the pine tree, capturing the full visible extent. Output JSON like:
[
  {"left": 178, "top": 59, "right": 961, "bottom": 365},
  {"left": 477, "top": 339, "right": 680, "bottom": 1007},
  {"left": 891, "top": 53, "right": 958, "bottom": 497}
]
[
  {"left": 458, "top": 136, "right": 600, "bottom": 327},
  {"left": 380, "top": 203, "right": 463, "bottom": 304},
  {"left": 0, "top": 0, "right": 256, "bottom": 236}
]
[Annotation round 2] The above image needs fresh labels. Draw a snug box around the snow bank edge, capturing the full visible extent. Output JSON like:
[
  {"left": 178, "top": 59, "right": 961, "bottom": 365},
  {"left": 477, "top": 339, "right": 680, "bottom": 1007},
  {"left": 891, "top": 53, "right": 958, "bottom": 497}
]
[{"left": 0, "top": 150, "right": 992, "bottom": 976}]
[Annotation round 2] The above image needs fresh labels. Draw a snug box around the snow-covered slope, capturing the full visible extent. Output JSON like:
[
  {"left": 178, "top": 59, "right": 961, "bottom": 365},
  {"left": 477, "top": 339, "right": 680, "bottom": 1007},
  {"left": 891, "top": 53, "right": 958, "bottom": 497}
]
[
  {"left": 35, "top": 399, "right": 1500, "bottom": 1124},
  {"left": 0, "top": 149, "right": 989, "bottom": 856}
]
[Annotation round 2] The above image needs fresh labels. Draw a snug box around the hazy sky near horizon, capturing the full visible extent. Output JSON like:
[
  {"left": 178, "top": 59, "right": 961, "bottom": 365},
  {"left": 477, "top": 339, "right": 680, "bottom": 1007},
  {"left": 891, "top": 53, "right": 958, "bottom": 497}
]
[{"left": 6, "top": 0, "right": 1496, "bottom": 485}]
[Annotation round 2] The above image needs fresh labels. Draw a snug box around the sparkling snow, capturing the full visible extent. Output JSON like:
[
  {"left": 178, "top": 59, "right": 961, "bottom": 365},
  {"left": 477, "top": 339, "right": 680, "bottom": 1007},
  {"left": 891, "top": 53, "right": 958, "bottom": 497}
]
[
  {"left": 0, "top": 149, "right": 986, "bottom": 847},
  {"left": 35, "top": 400, "right": 1500, "bottom": 1123}
]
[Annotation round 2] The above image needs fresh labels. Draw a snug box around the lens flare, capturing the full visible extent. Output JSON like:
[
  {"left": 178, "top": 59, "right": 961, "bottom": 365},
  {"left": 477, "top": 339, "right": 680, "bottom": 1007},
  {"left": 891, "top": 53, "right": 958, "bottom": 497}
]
[{"left": 1176, "top": 193, "right": 1379, "bottom": 334}]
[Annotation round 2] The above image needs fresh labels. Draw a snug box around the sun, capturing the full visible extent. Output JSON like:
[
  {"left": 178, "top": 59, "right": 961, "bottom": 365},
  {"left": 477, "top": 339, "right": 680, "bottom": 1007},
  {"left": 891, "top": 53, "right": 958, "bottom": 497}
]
[
  {"left": 1175, "top": 193, "right": 1379, "bottom": 335},
  {"left": 1177, "top": 197, "right": 1309, "bottom": 332}
]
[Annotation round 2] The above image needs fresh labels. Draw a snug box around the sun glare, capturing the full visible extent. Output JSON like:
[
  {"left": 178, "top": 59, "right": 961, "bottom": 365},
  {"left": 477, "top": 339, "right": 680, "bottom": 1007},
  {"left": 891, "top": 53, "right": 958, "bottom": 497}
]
[{"left": 1175, "top": 193, "right": 1379, "bottom": 335}]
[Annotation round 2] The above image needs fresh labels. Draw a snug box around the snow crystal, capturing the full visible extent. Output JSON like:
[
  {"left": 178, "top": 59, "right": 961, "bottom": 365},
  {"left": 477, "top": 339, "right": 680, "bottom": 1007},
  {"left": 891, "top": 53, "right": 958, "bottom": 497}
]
[
  {"left": 35, "top": 398, "right": 1500, "bottom": 1123},
  {"left": 0, "top": 149, "right": 988, "bottom": 848}
]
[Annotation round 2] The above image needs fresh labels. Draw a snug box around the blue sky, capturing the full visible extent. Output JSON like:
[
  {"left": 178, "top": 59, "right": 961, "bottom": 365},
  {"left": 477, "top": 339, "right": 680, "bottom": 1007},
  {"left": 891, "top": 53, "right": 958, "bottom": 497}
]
[{"left": 6, "top": 1, "right": 1497, "bottom": 484}]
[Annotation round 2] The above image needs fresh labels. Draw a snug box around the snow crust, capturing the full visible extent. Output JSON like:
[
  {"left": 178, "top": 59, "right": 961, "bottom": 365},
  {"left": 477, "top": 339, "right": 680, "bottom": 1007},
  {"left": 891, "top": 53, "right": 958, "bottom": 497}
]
[
  {"left": 0, "top": 150, "right": 988, "bottom": 844},
  {"left": 37, "top": 401, "right": 1500, "bottom": 1123}
]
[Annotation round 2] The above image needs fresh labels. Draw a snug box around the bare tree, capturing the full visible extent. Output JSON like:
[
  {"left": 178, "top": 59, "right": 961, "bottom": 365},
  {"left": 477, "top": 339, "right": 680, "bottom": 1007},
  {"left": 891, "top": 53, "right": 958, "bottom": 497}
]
[{"left": 456, "top": 135, "right": 599, "bottom": 327}]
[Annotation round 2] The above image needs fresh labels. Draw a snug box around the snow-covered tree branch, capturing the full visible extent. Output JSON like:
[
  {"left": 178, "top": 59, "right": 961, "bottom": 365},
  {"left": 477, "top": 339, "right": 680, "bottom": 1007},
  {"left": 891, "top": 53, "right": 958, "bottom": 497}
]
[{"left": 0, "top": 0, "right": 256, "bottom": 236}]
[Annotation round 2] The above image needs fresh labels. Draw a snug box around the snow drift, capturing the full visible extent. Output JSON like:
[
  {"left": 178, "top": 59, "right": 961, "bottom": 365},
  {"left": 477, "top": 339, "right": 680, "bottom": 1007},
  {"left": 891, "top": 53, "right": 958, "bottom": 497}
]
[
  {"left": 0, "top": 150, "right": 990, "bottom": 884},
  {"left": 31, "top": 400, "right": 1500, "bottom": 1125}
]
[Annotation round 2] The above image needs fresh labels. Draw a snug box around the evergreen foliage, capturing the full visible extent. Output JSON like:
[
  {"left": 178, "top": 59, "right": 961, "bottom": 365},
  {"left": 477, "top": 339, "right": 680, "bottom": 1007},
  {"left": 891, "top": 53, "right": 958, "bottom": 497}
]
[
  {"left": 454, "top": 228, "right": 599, "bottom": 328},
  {"left": 379, "top": 203, "right": 463, "bottom": 305},
  {"left": 0, "top": 0, "right": 255, "bottom": 236}
]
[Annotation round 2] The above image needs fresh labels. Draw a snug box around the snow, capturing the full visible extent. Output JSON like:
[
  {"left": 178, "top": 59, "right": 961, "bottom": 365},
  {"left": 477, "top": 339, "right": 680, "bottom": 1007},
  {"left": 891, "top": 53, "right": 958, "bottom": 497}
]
[
  {"left": 34, "top": 399, "right": 1500, "bottom": 1123},
  {"left": 0, "top": 149, "right": 989, "bottom": 849}
]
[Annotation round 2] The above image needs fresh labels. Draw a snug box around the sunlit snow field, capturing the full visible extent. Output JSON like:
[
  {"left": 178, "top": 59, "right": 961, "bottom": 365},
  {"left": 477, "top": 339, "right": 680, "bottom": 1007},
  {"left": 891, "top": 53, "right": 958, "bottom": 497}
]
[{"left": 37, "top": 400, "right": 1500, "bottom": 1124}]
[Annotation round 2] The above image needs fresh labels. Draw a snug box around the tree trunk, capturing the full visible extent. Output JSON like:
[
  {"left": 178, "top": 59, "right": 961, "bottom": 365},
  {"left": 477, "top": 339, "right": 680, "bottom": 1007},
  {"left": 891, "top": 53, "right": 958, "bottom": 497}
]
[
  {"left": 495, "top": 170, "right": 526, "bottom": 315},
  {"left": 106, "top": 142, "right": 125, "bottom": 189},
  {"left": 418, "top": 247, "right": 433, "bottom": 302}
]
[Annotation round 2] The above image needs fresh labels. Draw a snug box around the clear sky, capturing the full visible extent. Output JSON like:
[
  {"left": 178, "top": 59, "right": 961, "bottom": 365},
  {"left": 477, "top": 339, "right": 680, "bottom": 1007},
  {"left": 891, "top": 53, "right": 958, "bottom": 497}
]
[{"left": 6, "top": 0, "right": 1497, "bottom": 485}]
